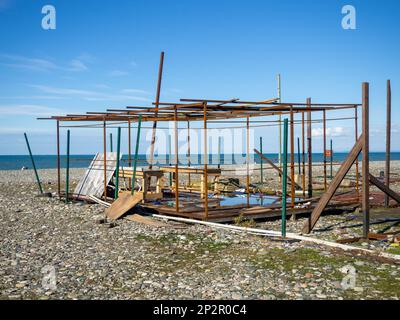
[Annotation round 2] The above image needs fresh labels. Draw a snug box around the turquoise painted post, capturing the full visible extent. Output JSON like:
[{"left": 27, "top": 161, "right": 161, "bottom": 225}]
[
  {"left": 23, "top": 133, "right": 43, "bottom": 194},
  {"left": 110, "top": 133, "right": 113, "bottom": 152},
  {"left": 65, "top": 130, "right": 70, "bottom": 203},
  {"left": 281, "top": 119, "right": 289, "bottom": 238},
  {"left": 131, "top": 116, "right": 142, "bottom": 195},
  {"left": 114, "top": 127, "right": 121, "bottom": 199},
  {"left": 260, "top": 137, "right": 263, "bottom": 186}
]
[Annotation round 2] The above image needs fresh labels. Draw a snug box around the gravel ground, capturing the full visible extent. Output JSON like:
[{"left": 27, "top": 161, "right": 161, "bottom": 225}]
[{"left": 0, "top": 165, "right": 399, "bottom": 300}]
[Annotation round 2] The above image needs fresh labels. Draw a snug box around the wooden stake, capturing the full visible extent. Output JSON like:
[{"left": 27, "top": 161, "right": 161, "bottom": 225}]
[
  {"left": 355, "top": 106, "right": 360, "bottom": 198},
  {"left": 103, "top": 119, "right": 107, "bottom": 200},
  {"left": 302, "top": 112, "right": 306, "bottom": 197},
  {"left": 307, "top": 98, "right": 313, "bottom": 198},
  {"left": 323, "top": 109, "right": 327, "bottom": 191},
  {"left": 246, "top": 116, "right": 250, "bottom": 207},
  {"left": 174, "top": 105, "right": 179, "bottom": 213},
  {"left": 290, "top": 107, "right": 295, "bottom": 207},
  {"left": 56, "top": 120, "right": 61, "bottom": 196},
  {"left": 203, "top": 102, "right": 209, "bottom": 220},
  {"left": 385, "top": 80, "right": 391, "bottom": 207},
  {"left": 187, "top": 121, "right": 191, "bottom": 186},
  {"left": 362, "top": 82, "right": 370, "bottom": 238}
]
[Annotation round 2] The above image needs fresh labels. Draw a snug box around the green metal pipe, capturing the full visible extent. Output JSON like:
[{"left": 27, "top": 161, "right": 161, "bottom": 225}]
[
  {"left": 260, "top": 137, "right": 263, "bottom": 185},
  {"left": 110, "top": 133, "right": 113, "bottom": 152},
  {"left": 23, "top": 133, "right": 43, "bottom": 194},
  {"left": 281, "top": 119, "right": 289, "bottom": 238},
  {"left": 65, "top": 130, "right": 70, "bottom": 203},
  {"left": 114, "top": 127, "right": 121, "bottom": 199},
  {"left": 131, "top": 116, "right": 142, "bottom": 195}
]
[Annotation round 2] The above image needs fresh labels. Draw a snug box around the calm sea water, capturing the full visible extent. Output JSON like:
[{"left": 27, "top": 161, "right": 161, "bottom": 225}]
[{"left": 1, "top": 153, "right": 399, "bottom": 170}]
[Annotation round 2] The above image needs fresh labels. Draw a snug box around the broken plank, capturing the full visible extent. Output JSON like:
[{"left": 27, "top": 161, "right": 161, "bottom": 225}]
[
  {"left": 254, "top": 148, "right": 302, "bottom": 190},
  {"left": 369, "top": 174, "right": 400, "bottom": 204},
  {"left": 302, "top": 136, "right": 363, "bottom": 234},
  {"left": 105, "top": 192, "right": 143, "bottom": 220},
  {"left": 126, "top": 214, "right": 169, "bottom": 227}
]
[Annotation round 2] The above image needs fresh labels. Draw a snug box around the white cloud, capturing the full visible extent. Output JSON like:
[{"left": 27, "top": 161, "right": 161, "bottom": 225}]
[
  {"left": 31, "top": 85, "right": 151, "bottom": 102},
  {"left": 0, "top": 104, "right": 64, "bottom": 117},
  {"left": 0, "top": 53, "right": 91, "bottom": 72},
  {"left": 312, "top": 126, "right": 346, "bottom": 138}
]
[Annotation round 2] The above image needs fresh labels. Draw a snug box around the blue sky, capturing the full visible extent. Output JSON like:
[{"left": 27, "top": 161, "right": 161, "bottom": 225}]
[{"left": 0, "top": 0, "right": 399, "bottom": 155}]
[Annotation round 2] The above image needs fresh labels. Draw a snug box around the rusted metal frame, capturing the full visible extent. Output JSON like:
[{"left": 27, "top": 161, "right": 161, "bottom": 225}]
[
  {"left": 302, "top": 136, "right": 363, "bottom": 233},
  {"left": 369, "top": 174, "right": 400, "bottom": 203},
  {"left": 103, "top": 119, "right": 107, "bottom": 200},
  {"left": 290, "top": 107, "right": 295, "bottom": 207},
  {"left": 385, "top": 80, "right": 391, "bottom": 207},
  {"left": 307, "top": 98, "right": 313, "bottom": 198},
  {"left": 148, "top": 52, "right": 165, "bottom": 170},
  {"left": 246, "top": 116, "right": 250, "bottom": 208},
  {"left": 180, "top": 98, "right": 361, "bottom": 107},
  {"left": 174, "top": 105, "right": 179, "bottom": 213},
  {"left": 323, "top": 109, "right": 327, "bottom": 190},
  {"left": 203, "top": 102, "right": 209, "bottom": 220},
  {"left": 362, "top": 82, "right": 370, "bottom": 238},
  {"left": 56, "top": 120, "right": 61, "bottom": 196},
  {"left": 301, "top": 112, "right": 306, "bottom": 197}
]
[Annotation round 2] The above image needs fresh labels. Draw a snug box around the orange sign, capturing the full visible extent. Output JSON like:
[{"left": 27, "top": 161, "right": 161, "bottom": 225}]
[{"left": 325, "top": 150, "right": 332, "bottom": 157}]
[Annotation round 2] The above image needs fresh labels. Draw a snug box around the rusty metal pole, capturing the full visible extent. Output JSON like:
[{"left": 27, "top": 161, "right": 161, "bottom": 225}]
[
  {"left": 187, "top": 121, "right": 191, "bottom": 187},
  {"left": 362, "top": 83, "right": 370, "bottom": 239},
  {"left": 290, "top": 107, "right": 295, "bottom": 207},
  {"left": 103, "top": 119, "right": 107, "bottom": 200},
  {"left": 355, "top": 106, "right": 360, "bottom": 198},
  {"left": 174, "top": 105, "right": 179, "bottom": 212},
  {"left": 128, "top": 119, "right": 132, "bottom": 167},
  {"left": 307, "top": 98, "right": 313, "bottom": 198},
  {"left": 323, "top": 110, "right": 327, "bottom": 191},
  {"left": 56, "top": 120, "right": 61, "bottom": 196},
  {"left": 301, "top": 112, "right": 306, "bottom": 197},
  {"left": 246, "top": 116, "right": 250, "bottom": 208},
  {"left": 385, "top": 80, "right": 391, "bottom": 207},
  {"left": 148, "top": 52, "right": 165, "bottom": 169},
  {"left": 203, "top": 102, "right": 209, "bottom": 220}
]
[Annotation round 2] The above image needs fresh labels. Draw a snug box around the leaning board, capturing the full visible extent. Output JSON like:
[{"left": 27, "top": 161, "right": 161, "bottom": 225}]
[{"left": 74, "top": 152, "right": 118, "bottom": 198}]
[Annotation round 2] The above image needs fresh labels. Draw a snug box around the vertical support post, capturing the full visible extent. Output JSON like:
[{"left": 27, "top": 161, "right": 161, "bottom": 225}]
[
  {"left": 168, "top": 134, "right": 172, "bottom": 187},
  {"left": 114, "top": 127, "right": 121, "bottom": 199},
  {"left": 362, "top": 82, "right": 370, "bottom": 239},
  {"left": 246, "top": 116, "right": 250, "bottom": 207},
  {"left": 56, "top": 120, "right": 61, "bottom": 196},
  {"left": 148, "top": 52, "right": 165, "bottom": 169},
  {"left": 65, "top": 130, "right": 70, "bottom": 203},
  {"left": 260, "top": 137, "right": 263, "bottom": 186},
  {"left": 110, "top": 133, "right": 113, "bottom": 153},
  {"left": 174, "top": 105, "right": 179, "bottom": 212},
  {"left": 385, "top": 80, "right": 391, "bottom": 207},
  {"left": 323, "top": 110, "right": 327, "bottom": 191},
  {"left": 301, "top": 112, "right": 306, "bottom": 197},
  {"left": 24, "top": 133, "right": 43, "bottom": 194},
  {"left": 218, "top": 136, "right": 221, "bottom": 169},
  {"left": 203, "top": 102, "right": 209, "bottom": 220},
  {"left": 355, "top": 106, "right": 360, "bottom": 197},
  {"left": 297, "top": 137, "right": 301, "bottom": 175},
  {"left": 103, "top": 119, "right": 107, "bottom": 200},
  {"left": 128, "top": 119, "right": 132, "bottom": 166},
  {"left": 187, "top": 121, "right": 191, "bottom": 186},
  {"left": 290, "top": 107, "right": 295, "bottom": 208},
  {"left": 277, "top": 74, "right": 282, "bottom": 172},
  {"left": 307, "top": 98, "right": 313, "bottom": 198},
  {"left": 131, "top": 115, "right": 142, "bottom": 195},
  {"left": 330, "top": 139, "right": 333, "bottom": 180},
  {"left": 281, "top": 119, "right": 288, "bottom": 238}
]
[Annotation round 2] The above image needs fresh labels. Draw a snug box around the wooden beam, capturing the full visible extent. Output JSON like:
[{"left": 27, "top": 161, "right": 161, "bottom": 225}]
[
  {"left": 302, "top": 136, "right": 363, "bottom": 234},
  {"left": 362, "top": 82, "right": 370, "bottom": 238},
  {"left": 369, "top": 174, "right": 400, "bottom": 204},
  {"left": 307, "top": 98, "right": 313, "bottom": 198},
  {"left": 385, "top": 80, "right": 391, "bottom": 207},
  {"left": 290, "top": 108, "right": 295, "bottom": 207}
]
